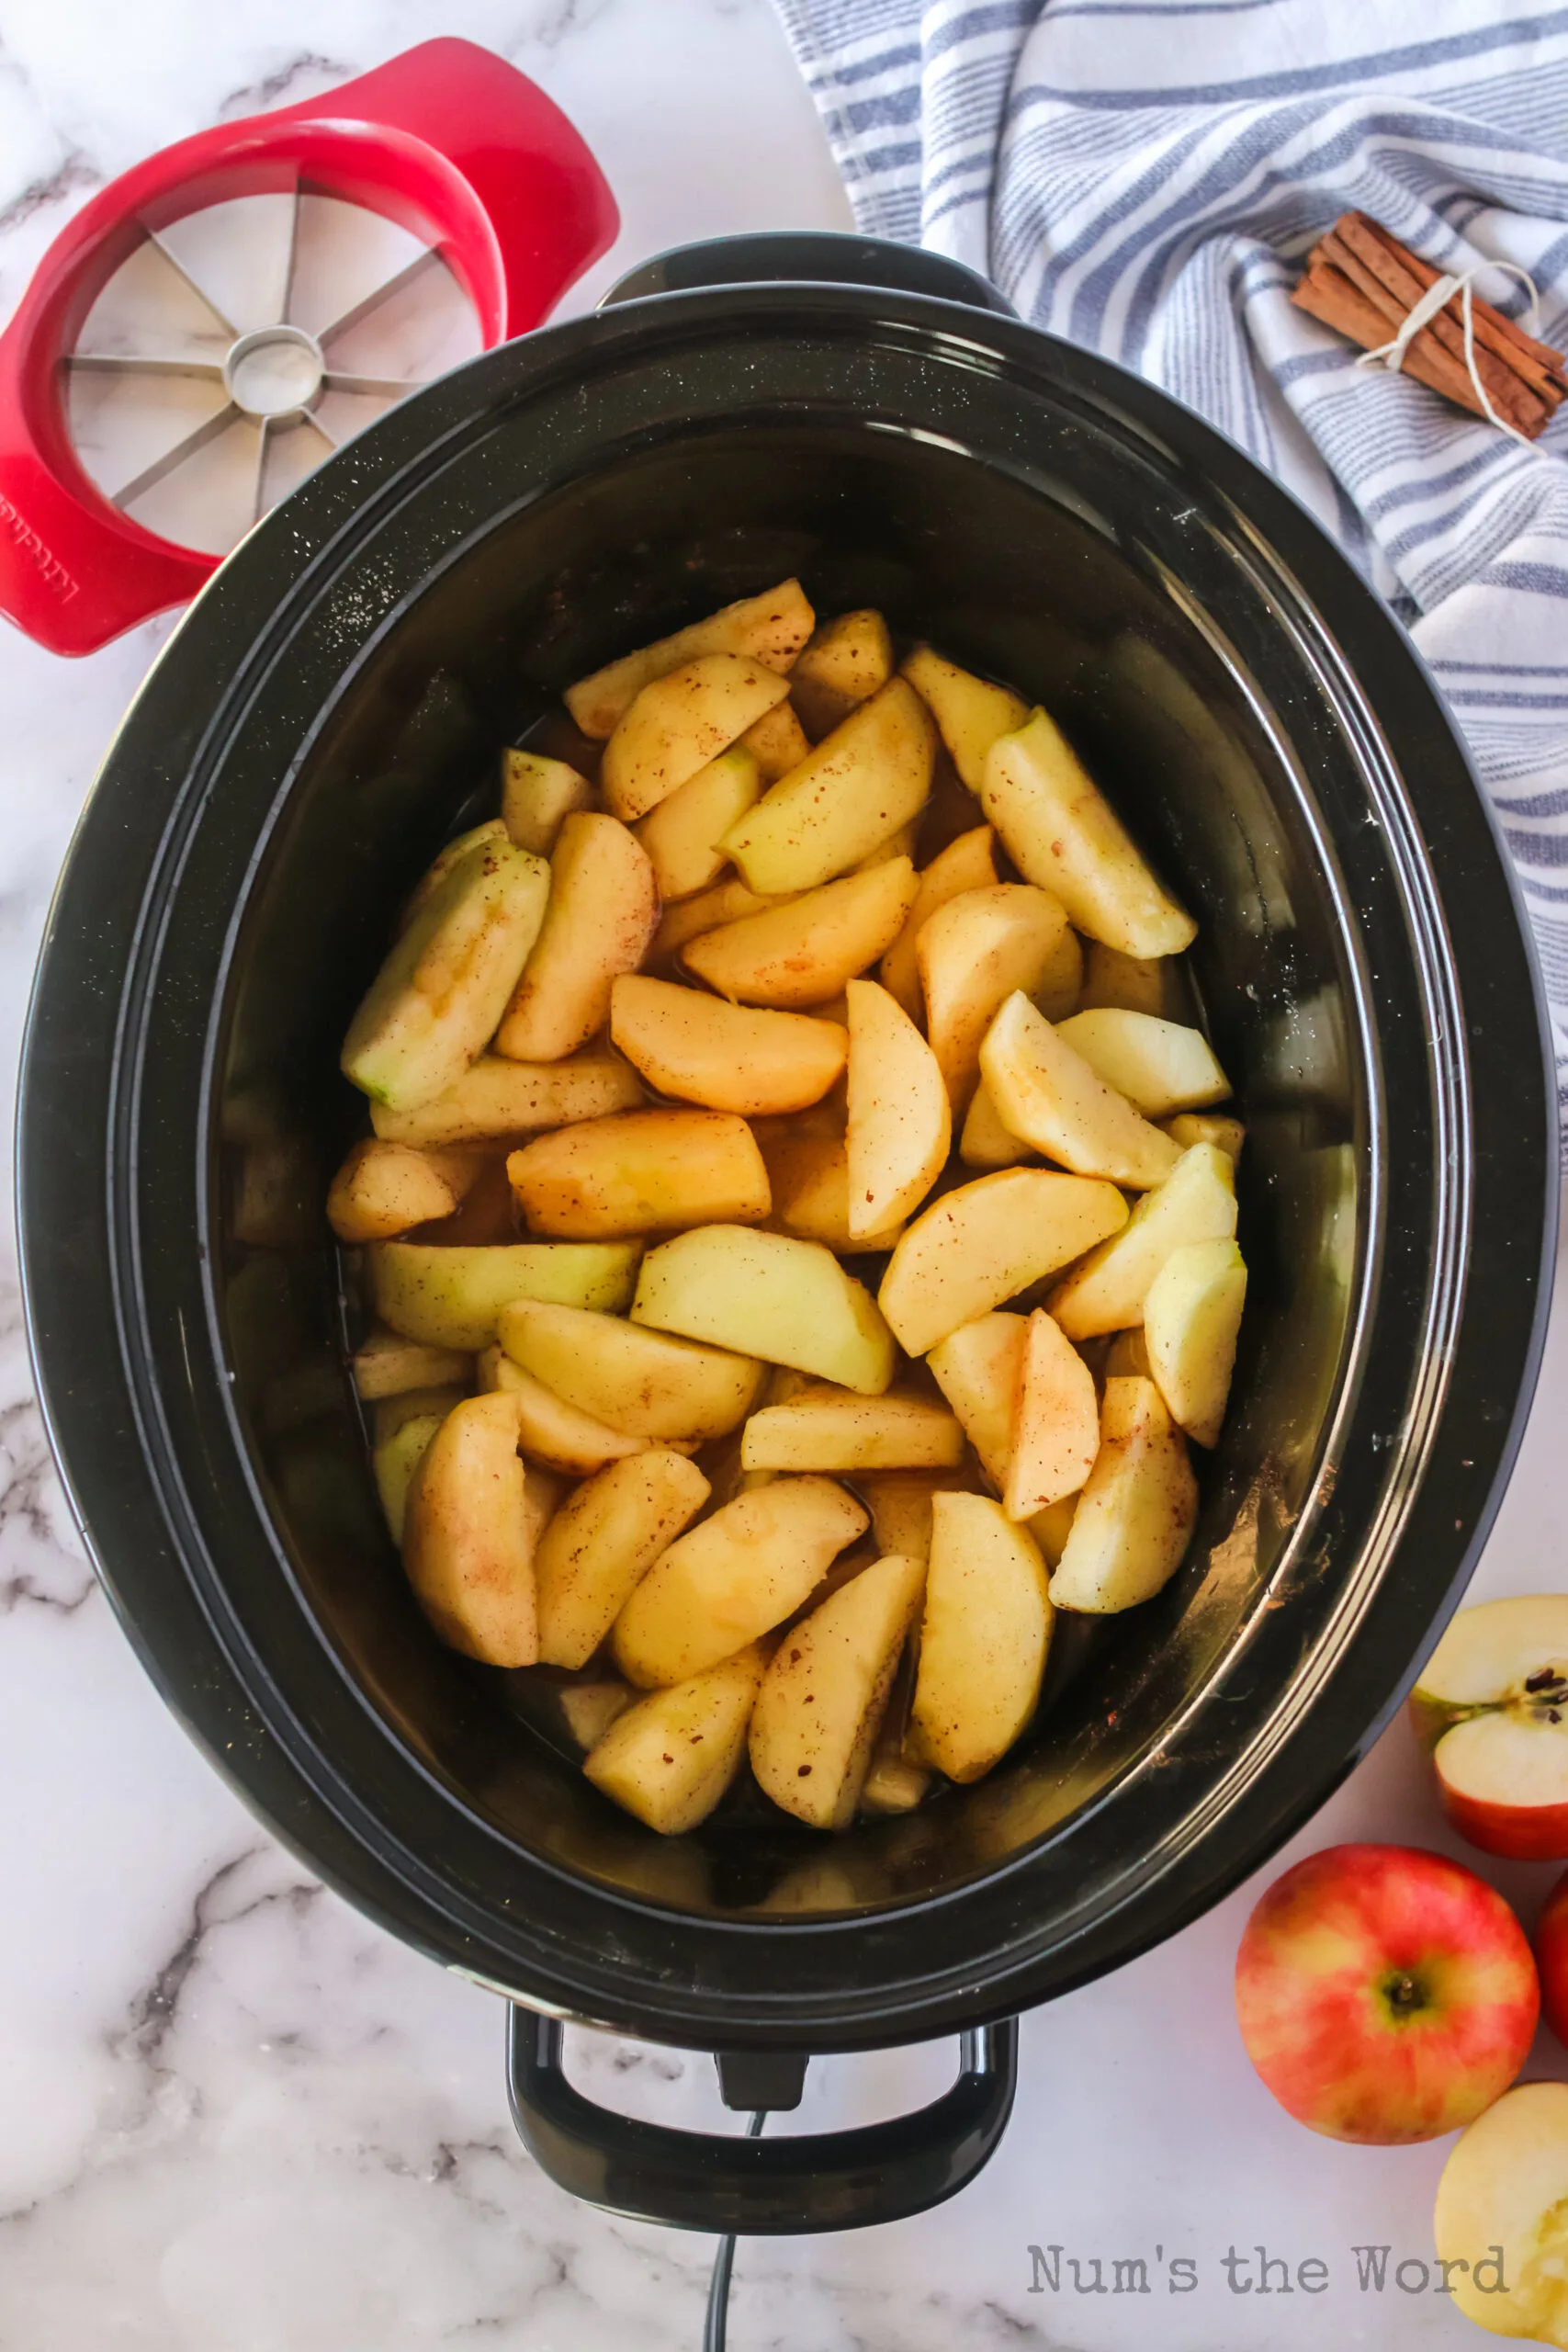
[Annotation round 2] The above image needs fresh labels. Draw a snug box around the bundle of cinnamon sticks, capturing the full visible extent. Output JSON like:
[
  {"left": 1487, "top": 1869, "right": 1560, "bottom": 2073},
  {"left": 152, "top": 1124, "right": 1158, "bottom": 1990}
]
[{"left": 1292, "top": 211, "right": 1567, "bottom": 439}]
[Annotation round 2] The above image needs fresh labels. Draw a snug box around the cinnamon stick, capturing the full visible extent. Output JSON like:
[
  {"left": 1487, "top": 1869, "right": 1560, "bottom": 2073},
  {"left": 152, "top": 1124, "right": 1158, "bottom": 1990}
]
[{"left": 1291, "top": 209, "right": 1564, "bottom": 439}]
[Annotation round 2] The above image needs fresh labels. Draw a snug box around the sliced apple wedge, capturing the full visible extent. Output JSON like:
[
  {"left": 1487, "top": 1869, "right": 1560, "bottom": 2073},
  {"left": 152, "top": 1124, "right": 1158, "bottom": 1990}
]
[
  {"left": 369, "top": 1050, "right": 644, "bottom": 1148},
  {"left": 878, "top": 825, "right": 998, "bottom": 1019},
  {"left": 534, "top": 1449, "right": 712, "bottom": 1669},
  {"left": 1003, "top": 1309, "right": 1100, "bottom": 1521},
  {"left": 742, "top": 699, "right": 812, "bottom": 780},
  {"left": 979, "top": 991, "right": 1181, "bottom": 1190},
  {"left": 720, "top": 677, "right": 937, "bottom": 894},
  {"left": 343, "top": 838, "right": 550, "bottom": 1110},
  {"left": 327, "top": 1138, "right": 464, "bottom": 1243},
  {"left": 600, "top": 652, "right": 789, "bottom": 821},
  {"left": 683, "top": 859, "right": 919, "bottom": 1009},
  {"left": 502, "top": 749, "right": 592, "bottom": 855},
  {"left": 845, "top": 978, "right": 951, "bottom": 1238},
  {"left": 912, "top": 1493, "right": 1053, "bottom": 1781},
  {"left": 1077, "top": 940, "right": 1190, "bottom": 1021},
  {"left": 633, "top": 743, "right": 761, "bottom": 899},
  {"left": 981, "top": 708, "right": 1197, "bottom": 957},
  {"left": 370, "top": 1239, "right": 641, "bottom": 1350},
  {"left": 498, "top": 1299, "right": 761, "bottom": 1442},
  {"left": 739, "top": 1386, "right": 964, "bottom": 1473},
  {"left": 401, "top": 1391, "right": 536, "bottom": 1665},
  {"left": 633, "top": 1225, "right": 897, "bottom": 1394},
  {"left": 648, "top": 876, "right": 787, "bottom": 967},
  {"left": 353, "top": 1324, "right": 471, "bottom": 1401},
  {"left": 479, "top": 1348, "right": 649, "bottom": 1476},
  {"left": 1412, "top": 1598, "right": 1568, "bottom": 1860},
  {"left": 862, "top": 1470, "right": 972, "bottom": 1564},
  {"left": 754, "top": 1115, "right": 907, "bottom": 1254},
  {"left": 790, "top": 608, "right": 895, "bottom": 738},
  {"left": 584, "top": 1645, "right": 768, "bottom": 1834},
  {"left": 919, "top": 884, "right": 1081, "bottom": 1118},
  {"left": 901, "top": 647, "right": 1029, "bottom": 790},
  {"left": 1055, "top": 1009, "right": 1230, "bottom": 1120},
  {"left": 506, "top": 1107, "right": 771, "bottom": 1239},
  {"left": 1047, "top": 1375, "right": 1197, "bottom": 1613},
  {"left": 565, "top": 580, "right": 815, "bottom": 739},
  {"left": 1162, "top": 1110, "right": 1246, "bottom": 1159},
  {"left": 750, "top": 1551, "right": 927, "bottom": 1827},
  {"left": 1047, "top": 1142, "right": 1237, "bottom": 1339},
  {"left": 495, "top": 812, "right": 658, "bottom": 1063},
  {"left": 879, "top": 1168, "right": 1129, "bottom": 1357},
  {"left": 959, "top": 1080, "right": 1033, "bottom": 1170},
  {"left": 1144, "top": 1237, "right": 1247, "bottom": 1446},
  {"left": 612, "top": 1476, "right": 868, "bottom": 1687},
  {"left": 926, "top": 1310, "right": 1027, "bottom": 1487},
  {"left": 609, "top": 974, "right": 846, "bottom": 1117}
]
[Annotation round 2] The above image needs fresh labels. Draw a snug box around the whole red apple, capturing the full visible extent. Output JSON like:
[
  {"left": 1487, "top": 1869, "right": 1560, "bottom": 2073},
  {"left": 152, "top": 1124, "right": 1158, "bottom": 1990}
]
[
  {"left": 1235, "top": 1843, "right": 1539, "bottom": 2143},
  {"left": 1533, "top": 1867, "right": 1568, "bottom": 2048}
]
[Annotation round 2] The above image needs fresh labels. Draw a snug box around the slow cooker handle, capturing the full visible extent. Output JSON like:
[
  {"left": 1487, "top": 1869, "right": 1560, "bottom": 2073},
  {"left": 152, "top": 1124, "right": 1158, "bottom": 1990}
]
[
  {"left": 505, "top": 2005, "right": 1019, "bottom": 2234},
  {"left": 598, "top": 231, "right": 1015, "bottom": 315}
]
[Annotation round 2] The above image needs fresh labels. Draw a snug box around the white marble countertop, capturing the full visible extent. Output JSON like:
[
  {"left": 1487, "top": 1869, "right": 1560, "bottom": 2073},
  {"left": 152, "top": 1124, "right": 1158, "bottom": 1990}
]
[{"left": 1, "top": 3, "right": 1564, "bottom": 2343}]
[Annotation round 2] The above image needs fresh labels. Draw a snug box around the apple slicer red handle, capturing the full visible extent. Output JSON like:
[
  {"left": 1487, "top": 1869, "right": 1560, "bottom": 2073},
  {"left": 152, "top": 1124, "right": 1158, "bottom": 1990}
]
[{"left": 0, "top": 40, "right": 619, "bottom": 655}]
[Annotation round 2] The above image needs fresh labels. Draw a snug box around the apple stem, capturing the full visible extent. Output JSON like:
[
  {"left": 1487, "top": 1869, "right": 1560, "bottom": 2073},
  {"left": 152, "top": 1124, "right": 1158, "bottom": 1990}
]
[{"left": 1385, "top": 1973, "right": 1424, "bottom": 2015}]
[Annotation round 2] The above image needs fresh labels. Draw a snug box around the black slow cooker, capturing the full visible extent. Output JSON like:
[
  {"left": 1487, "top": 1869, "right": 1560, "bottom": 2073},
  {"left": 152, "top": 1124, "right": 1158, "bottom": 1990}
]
[{"left": 17, "top": 235, "right": 1556, "bottom": 2235}]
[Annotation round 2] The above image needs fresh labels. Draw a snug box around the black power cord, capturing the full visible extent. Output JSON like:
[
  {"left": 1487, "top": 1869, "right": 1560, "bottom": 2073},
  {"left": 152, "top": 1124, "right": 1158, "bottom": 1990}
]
[{"left": 702, "top": 2110, "right": 768, "bottom": 2352}]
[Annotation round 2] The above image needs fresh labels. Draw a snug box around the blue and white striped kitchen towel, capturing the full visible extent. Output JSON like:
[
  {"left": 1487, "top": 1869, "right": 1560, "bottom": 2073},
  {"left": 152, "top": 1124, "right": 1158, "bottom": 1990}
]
[{"left": 773, "top": 0, "right": 1568, "bottom": 1155}]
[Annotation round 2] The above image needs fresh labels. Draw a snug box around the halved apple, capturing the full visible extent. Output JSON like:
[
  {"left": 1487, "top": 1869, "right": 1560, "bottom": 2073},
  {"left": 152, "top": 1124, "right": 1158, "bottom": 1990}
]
[
  {"left": 1412, "top": 1598, "right": 1568, "bottom": 1860},
  {"left": 979, "top": 990, "right": 1181, "bottom": 1190},
  {"left": 845, "top": 978, "right": 951, "bottom": 1238},
  {"left": 1435, "top": 2083, "right": 1568, "bottom": 2345}
]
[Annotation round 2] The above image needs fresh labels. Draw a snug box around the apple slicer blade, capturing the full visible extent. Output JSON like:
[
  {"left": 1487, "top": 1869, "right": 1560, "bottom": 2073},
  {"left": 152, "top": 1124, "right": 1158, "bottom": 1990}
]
[{"left": 65, "top": 188, "right": 484, "bottom": 560}]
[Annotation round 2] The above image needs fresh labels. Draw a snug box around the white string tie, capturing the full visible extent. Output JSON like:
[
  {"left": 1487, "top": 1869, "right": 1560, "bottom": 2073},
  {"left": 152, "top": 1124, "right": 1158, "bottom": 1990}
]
[{"left": 1357, "top": 261, "right": 1544, "bottom": 447}]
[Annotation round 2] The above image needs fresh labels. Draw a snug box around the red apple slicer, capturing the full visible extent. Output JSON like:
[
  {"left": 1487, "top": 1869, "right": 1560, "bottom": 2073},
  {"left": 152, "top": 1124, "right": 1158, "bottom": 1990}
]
[{"left": 0, "top": 40, "right": 618, "bottom": 656}]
